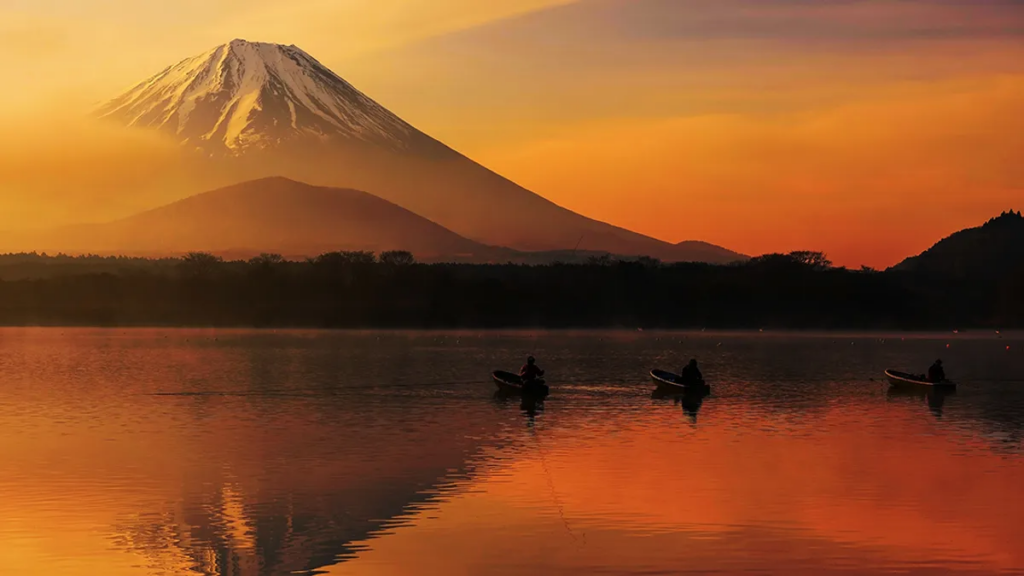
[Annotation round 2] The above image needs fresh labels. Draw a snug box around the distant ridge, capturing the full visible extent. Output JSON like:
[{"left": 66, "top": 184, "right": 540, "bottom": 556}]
[
  {"left": 96, "top": 39, "right": 746, "bottom": 264},
  {"left": 8, "top": 178, "right": 496, "bottom": 260},
  {"left": 892, "top": 210, "right": 1024, "bottom": 277}
]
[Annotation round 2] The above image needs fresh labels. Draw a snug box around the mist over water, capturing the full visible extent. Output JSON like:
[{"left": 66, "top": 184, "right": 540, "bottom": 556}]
[{"left": 0, "top": 329, "right": 1022, "bottom": 575}]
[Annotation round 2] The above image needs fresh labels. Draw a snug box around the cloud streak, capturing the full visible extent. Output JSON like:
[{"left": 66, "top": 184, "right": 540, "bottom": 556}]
[{"left": 461, "top": 0, "right": 1024, "bottom": 44}]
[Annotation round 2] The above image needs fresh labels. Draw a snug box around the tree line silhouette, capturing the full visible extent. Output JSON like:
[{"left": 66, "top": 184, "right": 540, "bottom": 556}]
[{"left": 0, "top": 249, "right": 1020, "bottom": 328}]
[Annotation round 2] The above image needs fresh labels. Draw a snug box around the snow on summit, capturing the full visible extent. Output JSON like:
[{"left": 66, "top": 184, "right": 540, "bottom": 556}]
[{"left": 97, "top": 39, "right": 417, "bottom": 154}]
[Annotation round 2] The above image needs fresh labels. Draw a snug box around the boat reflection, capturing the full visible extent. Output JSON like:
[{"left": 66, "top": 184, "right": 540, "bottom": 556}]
[
  {"left": 652, "top": 385, "right": 710, "bottom": 423},
  {"left": 887, "top": 386, "right": 957, "bottom": 418},
  {"left": 682, "top": 393, "right": 705, "bottom": 423},
  {"left": 492, "top": 389, "right": 546, "bottom": 426},
  {"left": 520, "top": 396, "right": 545, "bottom": 419}
]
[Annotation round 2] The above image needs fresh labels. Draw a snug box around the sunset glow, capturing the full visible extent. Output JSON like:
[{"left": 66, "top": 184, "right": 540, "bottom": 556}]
[
  {"left": 2, "top": 0, "right": 1022, "bottom": 264},
  {"left": 1, "top": 4, "right": 1022, "bottom": 570}
]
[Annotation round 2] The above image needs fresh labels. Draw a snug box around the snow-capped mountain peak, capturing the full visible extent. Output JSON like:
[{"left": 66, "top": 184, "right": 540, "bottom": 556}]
[{"left": 97, "top": 39, "right": 417, "bottom": 154}]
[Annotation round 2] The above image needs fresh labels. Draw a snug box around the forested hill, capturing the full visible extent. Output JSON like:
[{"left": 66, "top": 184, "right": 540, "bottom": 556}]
[
  {"left": 0, "top": 249, "right": 1020, "bottom": 329},
  {"left": 894, "top": 211, "right": 1024, "bottom": 279}
]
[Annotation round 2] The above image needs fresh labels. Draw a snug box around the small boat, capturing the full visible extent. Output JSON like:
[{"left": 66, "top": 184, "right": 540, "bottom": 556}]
[
  {"left": 492, "top": 370, "right": 549, "bottom": 397},
  {"left": 885, "top": 369, "right": 956, "bottom": 390},
  {"left": 651, "top": 369, "right": 710, "bottom": 394}
]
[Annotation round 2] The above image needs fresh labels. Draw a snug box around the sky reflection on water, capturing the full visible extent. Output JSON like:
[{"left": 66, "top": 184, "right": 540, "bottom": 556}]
[{"left": 0, "top": 329, "right": 1021, "bottom": 575}]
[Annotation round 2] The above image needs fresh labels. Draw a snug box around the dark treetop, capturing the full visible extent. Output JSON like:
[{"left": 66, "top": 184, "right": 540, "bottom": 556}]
[{"left": 0, "top": 231, "right": 1021, "bottom": 329}]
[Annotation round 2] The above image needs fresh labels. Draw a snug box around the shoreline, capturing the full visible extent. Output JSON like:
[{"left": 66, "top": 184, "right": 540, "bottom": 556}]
[{"left": 0, "top": 325, "right": 1017, "bottom": 338}]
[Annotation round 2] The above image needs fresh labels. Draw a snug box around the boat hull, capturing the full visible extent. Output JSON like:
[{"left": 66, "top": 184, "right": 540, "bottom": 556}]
[
  {"left": 492, "top": 371, "right": 549, "bottom": 397},
  {"left": 651, "top": 369, "right": 710, "bottom": 394},
  {"left": 885, "top": 369, "right": 956, "bottom": 390}
]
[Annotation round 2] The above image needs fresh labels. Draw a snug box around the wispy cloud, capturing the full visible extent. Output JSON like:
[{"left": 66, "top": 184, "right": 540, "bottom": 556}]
[
  {"left": 218, "top": 0, "right": 577, "bottom": 58},
  {"left": 0, "top": 0, "right": 577, "bottom": 112},
  {"left": 446, "top": 0, "right": 1024, "bottom": 44},
  {"left": 344, "top": 0, "right": 1024, "bottom": 149}
]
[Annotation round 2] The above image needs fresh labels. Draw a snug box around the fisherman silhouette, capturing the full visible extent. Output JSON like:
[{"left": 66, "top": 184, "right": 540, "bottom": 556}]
[
  {"left": 928, "top": 359, "right": 946, "bottom": 383},
  {"left": 681, "top": 359, "right": 703, "bottom": 384}
]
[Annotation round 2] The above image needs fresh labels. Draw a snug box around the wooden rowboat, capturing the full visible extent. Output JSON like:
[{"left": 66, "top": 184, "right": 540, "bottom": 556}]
[
  {"left": 492, "top": 370, "right": 549, "bottom": 397},
  {"left": 651, "top": 369, "right": 710, "bottom": 394},
  {"left": 885, "top": 369, "right": 956, "bottom": 390}
]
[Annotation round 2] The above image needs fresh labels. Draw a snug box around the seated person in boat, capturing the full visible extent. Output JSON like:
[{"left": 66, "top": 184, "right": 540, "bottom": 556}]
[
  {"left": 680, "top": 359, "right": 703, "bottom": 385},
  {"left": 520, "top": 356, "right": 545, "bottom": 382},
  {"left": 927, "top": 359, "right": 946, "bottom": 383}
]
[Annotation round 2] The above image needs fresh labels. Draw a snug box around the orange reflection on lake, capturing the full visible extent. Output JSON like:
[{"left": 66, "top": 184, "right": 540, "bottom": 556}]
[
  {"left": 326, "top": 396, "right": 1024, "bottom": 575},
  {"left": 0, "top": 329, "right": 1022, "bottom": 575}
]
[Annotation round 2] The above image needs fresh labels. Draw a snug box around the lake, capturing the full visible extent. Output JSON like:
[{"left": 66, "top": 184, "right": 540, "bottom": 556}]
[{"left": 1, "top": 328, "right": 1022, "bottom": 575}]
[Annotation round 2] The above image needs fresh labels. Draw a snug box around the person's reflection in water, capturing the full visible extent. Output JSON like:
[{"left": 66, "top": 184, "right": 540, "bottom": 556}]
[
  {"left": 926, "top": 389, "right": 957, "bottom": 419},
  {"left": 651, "top": 388, "right": 706, "bottom": 424},
  {"left": 682, "top": 392, "right": 704, "bottom": 425},
  {"left": 521, "top": 396, "right": 542, "bottom": 425},
  {"left": 887, "top": 386, "right": 953, "bottom": 420},
  {"left": 927, "top": 391, "right": 946, "bottom": 418}
]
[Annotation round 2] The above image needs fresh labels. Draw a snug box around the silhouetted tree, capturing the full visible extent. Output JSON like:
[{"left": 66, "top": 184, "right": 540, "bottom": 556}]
[
  {"left": 343, "top": 251, "right": 377, "bottom": 265},
  {"left": 749, "top": 251, "right": 832, "bottom": 271},
  {"left": 379, "top": 251, "right": 415, "bottom": 266},
  {"left": 246, "top": 254, "right": 286, "bottom": 284},
  {"left": 179, "top": 252, "right": 224, "bottom": 278},
  {"left": 248, "top": 253, "right": 284, "bottom": 268},
  {"left": 788, "top": 251, "right": 833, "bottom": 270}
]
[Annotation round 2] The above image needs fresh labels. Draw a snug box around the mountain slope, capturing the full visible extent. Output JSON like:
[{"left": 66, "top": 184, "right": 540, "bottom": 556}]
[
  {"left": 12, "top": 178, "right": 495, "bottom": 259},
  {"left": 97, "top": 40, "right": 745, "bottom": 264},
  {"left": 892, "top": 210, "right": 1024, "bottom": 277}
]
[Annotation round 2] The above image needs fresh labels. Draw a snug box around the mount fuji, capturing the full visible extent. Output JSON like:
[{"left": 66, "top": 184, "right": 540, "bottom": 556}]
[
  {"left": 96, "top": 39, "right": 743, "bottom": 263},
  {"left": 97, "top": 39, "right": 426, "bottom": 155}
]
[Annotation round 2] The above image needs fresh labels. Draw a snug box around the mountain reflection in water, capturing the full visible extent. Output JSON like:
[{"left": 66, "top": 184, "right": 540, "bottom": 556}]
[{"left": 0, "top": 329, "right": 1022, "bottom": 575}]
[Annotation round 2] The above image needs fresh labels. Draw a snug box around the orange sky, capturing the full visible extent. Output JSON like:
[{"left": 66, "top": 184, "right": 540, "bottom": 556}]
[{"left": 1, "top": 0, "right": 1023, "bottom": 266}]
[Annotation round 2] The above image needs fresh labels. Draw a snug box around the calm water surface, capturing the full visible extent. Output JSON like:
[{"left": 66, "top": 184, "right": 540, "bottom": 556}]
[{"left": 1, "top": 328, "right": 1022, "bottom": 575}]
